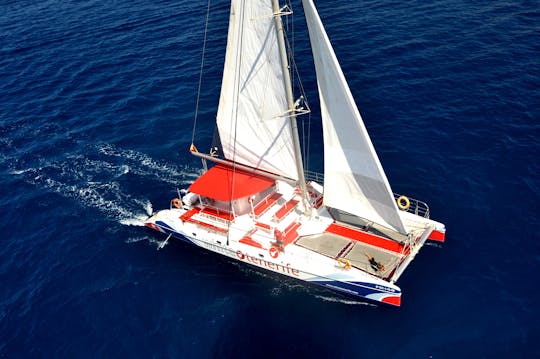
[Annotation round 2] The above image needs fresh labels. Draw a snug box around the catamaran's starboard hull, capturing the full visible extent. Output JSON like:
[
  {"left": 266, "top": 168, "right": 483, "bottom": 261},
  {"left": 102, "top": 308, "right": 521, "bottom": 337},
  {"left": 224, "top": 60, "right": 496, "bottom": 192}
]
[{"left": 146, "top": 212, "right": 402, "bottom": 307}]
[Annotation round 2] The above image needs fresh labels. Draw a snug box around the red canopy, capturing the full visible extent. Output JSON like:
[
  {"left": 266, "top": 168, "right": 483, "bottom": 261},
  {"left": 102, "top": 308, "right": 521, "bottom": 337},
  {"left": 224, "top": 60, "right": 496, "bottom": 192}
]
[{"left": 189, "top": 165, "right": 275, "bottom": 201}]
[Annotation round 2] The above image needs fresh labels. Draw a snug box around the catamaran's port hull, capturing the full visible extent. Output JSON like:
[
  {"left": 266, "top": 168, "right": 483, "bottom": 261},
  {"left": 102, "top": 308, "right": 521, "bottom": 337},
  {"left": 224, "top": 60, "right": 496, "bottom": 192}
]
[{"left": 146, "top": 215, "right": 402, "bottom": 307}]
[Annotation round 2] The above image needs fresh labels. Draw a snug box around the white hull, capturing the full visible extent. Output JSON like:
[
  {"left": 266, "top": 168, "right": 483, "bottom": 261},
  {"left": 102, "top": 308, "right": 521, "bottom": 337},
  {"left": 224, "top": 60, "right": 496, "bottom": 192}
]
[
  {"left": 147, "top": 208, "right": 402, "bottom": 306},
  {"left": 145, "top": 177, "right": 445, "bottom": 307}
]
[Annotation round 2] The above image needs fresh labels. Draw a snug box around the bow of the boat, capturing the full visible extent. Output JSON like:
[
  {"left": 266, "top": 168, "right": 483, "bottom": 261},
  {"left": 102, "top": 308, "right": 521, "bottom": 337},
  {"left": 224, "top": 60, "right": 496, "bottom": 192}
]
[{"left": 144, "top": 208, "right": 184, "bottom": 235}]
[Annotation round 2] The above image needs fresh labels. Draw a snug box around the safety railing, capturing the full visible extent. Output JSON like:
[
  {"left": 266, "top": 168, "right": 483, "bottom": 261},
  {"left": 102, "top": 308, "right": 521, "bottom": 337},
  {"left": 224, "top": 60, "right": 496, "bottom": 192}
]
[
  {"left": 304, "top": 170, "right": 430, "bottom": 219},
  {"left": 304, "top": 170, "right": 324, "bottom": 184},
  {"left": 393, "top": 193, "right": 430, "bottom": 219}
]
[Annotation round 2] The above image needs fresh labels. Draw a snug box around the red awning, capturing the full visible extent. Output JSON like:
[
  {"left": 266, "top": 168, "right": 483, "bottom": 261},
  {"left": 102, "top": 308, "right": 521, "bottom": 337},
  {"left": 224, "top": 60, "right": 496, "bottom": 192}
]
[{"left": 189, "top": 165, "right": 275, "bottom": 201}]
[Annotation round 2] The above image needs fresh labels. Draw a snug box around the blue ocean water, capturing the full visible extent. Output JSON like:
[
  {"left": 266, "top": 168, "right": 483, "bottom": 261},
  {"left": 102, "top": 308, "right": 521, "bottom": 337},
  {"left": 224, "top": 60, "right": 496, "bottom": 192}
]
[{"left": 1, "top": 0, "right": 538, "bottom": 356}]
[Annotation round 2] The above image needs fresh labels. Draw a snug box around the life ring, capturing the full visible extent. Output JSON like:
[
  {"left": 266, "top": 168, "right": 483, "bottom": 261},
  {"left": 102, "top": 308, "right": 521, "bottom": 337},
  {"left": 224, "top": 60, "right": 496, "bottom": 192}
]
[
  {"left": 397, "top": 196, "right": 410, "bottom": 211},
  {"left": 269, "top": 246, "right": 279, "bottom": 259},
  {"left": 337, "top": 257, "right": 352, "bottom": 270},
  {"left": 172, "top": 198, "right": 181, "bottom": 208}
]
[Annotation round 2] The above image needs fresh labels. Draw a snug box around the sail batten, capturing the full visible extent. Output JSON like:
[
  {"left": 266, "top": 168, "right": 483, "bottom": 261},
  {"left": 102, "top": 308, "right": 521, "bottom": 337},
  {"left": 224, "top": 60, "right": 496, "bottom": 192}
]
[
  {"left": 302, "top": 0, "right": 407, "bottom": 234},
  {"left": 216, "top": 0, "right": 298, "bottom": 180}
]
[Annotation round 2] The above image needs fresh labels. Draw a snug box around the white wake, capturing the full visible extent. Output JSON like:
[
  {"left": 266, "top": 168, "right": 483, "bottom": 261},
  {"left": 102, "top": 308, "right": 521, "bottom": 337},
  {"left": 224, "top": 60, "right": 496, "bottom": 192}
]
[{"left": 8, "top": 143, "right": 197, "bottom": 226}]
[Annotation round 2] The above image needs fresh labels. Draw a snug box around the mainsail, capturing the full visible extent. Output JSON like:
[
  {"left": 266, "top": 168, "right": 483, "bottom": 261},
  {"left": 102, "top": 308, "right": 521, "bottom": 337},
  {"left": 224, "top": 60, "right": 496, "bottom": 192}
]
[
  {"left": 216, "top": 0, "right": 298, "bottom": 180},
  {"left": 302, "top": 0, "right": 407, "bottom": 234}
]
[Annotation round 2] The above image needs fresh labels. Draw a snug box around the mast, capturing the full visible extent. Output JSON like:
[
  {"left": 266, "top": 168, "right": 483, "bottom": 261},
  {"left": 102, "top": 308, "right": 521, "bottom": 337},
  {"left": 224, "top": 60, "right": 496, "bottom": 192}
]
[{"left": 271, "top": 0, "right": 311, "bottom": 215}]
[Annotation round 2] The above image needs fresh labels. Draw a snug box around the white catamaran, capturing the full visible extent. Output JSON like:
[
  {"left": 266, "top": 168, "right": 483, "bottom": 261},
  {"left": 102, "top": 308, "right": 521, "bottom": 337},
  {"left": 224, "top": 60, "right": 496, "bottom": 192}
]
[{"left": 145, "top": 0, "right": 446, "bottom": 307}]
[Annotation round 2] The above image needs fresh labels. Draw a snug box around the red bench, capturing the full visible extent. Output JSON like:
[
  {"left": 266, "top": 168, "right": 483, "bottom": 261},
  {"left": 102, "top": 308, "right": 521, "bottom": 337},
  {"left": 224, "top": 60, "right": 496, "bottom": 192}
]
[
  {"left": 274, "top": 199, "right": 299, "bottom": 221},
  {"left": 275, "top": 221, "right": 301, "bottom": 246},
  {"left": 184, "top": 217, "right": 228, "bottom": 233},
  {"left": 283, "top": 221, "right": 301, "bottom": 245},
  {"left": 255, "top": 221, "right": 273, "bottom": 231},
  {"left": 253, "top": 192, "right": 282, "bottom": 217},
  {"left": 200, "top": 207, "right": 234, "bottom": 221},
  {"left": 180, "top": 207, "right": 228, "bottom": 233},
  {"left": 239, "top": 235, "right": 264, "bottom": 249},
  {"left": 180, "top": 208, "right": 200, "bottom": 221}
]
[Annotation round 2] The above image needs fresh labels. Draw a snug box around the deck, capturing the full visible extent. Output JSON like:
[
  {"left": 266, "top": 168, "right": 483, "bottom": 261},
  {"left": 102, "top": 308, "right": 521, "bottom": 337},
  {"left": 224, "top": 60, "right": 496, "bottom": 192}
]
[{"left": 295, "top": 223, "right": 408, "bottom": 279}]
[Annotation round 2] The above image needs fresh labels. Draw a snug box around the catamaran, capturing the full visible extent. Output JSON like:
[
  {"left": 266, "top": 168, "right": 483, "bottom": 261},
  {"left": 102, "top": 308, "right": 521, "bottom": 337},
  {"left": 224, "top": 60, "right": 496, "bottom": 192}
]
[{"left": 145, "top": 0, "right": 446, "bottom": 307}]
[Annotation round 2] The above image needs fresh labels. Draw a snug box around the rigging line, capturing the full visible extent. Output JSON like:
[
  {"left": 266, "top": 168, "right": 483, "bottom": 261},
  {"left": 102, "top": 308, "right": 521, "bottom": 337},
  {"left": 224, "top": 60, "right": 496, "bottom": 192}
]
[
  {"left": 286, "top": 35, "right": 309, "bottom": 107},
  {"left": 283, "top": 25, "right": 313, "bottom": 171},
  {"left": 191, "top": 0, "right": 212, "bottom": 145},
  {"left": 307, "top": 111, "right": 312, "bottom": 172},
  {"left": 283, "top": 0, "right": 293, "bottom": 86},
  {"left": 227, "top": 0, "right": 248, "bottom": 244},
  {"left": 301, "top": 116, "right": 306, "bottom": 169},
  {"left": 282, "top": 24, "right": 310, "bottom": 109},
  {"left": 290, "top": 5, "right": 296, "bottom": 94}
]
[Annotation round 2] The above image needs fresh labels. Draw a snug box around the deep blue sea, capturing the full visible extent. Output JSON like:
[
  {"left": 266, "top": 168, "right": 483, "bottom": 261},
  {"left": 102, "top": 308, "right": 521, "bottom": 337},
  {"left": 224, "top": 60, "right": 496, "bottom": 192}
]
[{"left": 1, "top": 0, "right": 539, "bottom": 357}]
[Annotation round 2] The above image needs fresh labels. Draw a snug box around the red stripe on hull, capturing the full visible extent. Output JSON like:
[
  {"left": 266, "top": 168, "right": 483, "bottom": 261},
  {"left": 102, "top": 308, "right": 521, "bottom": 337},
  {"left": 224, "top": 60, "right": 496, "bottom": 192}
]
[
  {"left": 381, "top": 295, "right": 401, "bottom": 307},
  {"left": 428, "top": 229, "right": 446, "bottom": 243},
  {"left": 145, "top": 223, "right": 162, "bottom": 232}
]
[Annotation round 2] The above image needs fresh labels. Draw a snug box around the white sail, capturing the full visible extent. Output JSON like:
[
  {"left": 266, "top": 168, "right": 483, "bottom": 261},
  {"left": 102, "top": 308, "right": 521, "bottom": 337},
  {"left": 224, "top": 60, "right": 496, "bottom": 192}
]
[
  {"left": 216, "top": 0, "right": 298, "bottom": 180},
  {"left": 302, "top": 0, "right": 407, "bottom": 234}
]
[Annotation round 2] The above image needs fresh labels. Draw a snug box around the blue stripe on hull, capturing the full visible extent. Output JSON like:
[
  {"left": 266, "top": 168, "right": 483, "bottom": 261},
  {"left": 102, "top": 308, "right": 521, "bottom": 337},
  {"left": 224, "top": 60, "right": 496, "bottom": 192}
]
[
  {"left": 310, "top": 280, "right": 401, "bottom": 307},
  {"left": 153, "top": 221, "right": 193, "bottom": 244},
  {"left": 147, "top": 225, "right": 400, "bottom": 306}
]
